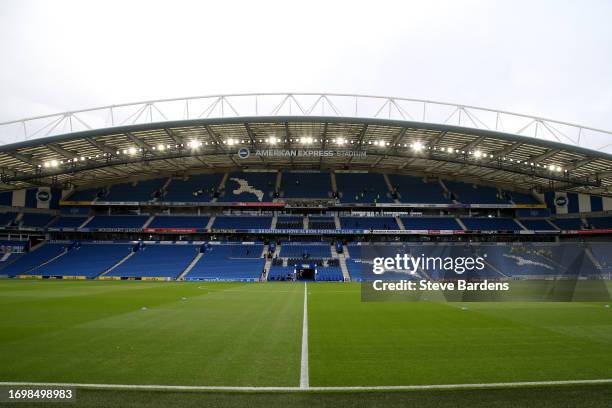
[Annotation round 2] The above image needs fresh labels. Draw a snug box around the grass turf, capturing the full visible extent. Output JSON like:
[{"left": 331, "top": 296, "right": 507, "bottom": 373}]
[{"left": 1, "top": 280, "right": 612, "bottom": 406}]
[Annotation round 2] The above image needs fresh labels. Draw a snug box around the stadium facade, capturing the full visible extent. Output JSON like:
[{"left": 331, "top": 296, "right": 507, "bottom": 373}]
[{"left": 0, "top": 93, "right": 611, "bottom": 282}]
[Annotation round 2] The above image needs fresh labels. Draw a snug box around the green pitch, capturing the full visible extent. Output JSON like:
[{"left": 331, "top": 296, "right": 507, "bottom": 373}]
[{"left": 1, "top": 279, "right": 612, "bottom": 390}]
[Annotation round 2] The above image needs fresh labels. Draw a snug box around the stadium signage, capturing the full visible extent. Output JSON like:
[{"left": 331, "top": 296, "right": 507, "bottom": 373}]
[{"left": 251, "top": 149, "right": 367, "bottom": 158}]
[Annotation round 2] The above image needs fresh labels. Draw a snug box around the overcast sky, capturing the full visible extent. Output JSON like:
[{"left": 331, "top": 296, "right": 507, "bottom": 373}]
[{"left": 1, "top": 0, "right": 611, "bottom": 131}]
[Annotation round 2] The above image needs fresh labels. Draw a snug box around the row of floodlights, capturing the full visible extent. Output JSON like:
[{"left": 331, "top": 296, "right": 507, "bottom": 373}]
[{"left": 39, "top": 138, "right": 567, "bottom": 173}]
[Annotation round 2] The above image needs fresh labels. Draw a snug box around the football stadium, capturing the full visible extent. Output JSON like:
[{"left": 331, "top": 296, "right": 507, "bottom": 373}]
[{"left": 0, "top": 93, "right": 612, "bottom": 407}]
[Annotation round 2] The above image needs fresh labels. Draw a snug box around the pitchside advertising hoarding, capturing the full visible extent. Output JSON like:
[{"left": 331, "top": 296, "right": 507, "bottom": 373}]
[{"left": 359, "top": 242, "right": 612, "bottom": 302}]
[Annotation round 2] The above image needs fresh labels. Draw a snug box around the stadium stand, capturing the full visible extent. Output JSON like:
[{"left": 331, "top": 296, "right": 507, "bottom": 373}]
[
  {"left": 308, "top": 216, "right": 336, "bottom": 230},
  {"left": 219, "top": 172, "right": 276, "bottom": 202},
  {"left": 148, "top": 215, "right": 210, "bottom": 229},
  {"left": 315, "top": 266, "right": 344, "bottom": 281},
  {"left": 340, "top": 216, "right": 399, "bottom": 230},
  {"left": 587, "top": 216, "right": 612, "bottom": 229},
  {"left": 550, "top": 218, "right": 584, "bottom": 230},
  {"left": 280, "top": 172, "right": 332, "bottom": 198},
  {"left": 2, "top": 243, "right": 67, "bottom": 276},
  {"left": 33, "top": 243, "right": 130, "bottom": 278},
  {"left": 335, "top": 172, "right": 392, "bottom": 203},
  {"left": 105, "top": 179, "right": 166, "bottom": 202},
  {"left": 276, "top": 215, "right": 303, "bottom": 229},
  {"left": 520, "top": 219, "right": 558, "bottom": 231},
  {"left": 86, "top": 215, "right": 149, "bottom": 229},
  {"left": 509, "top": 191, "right": 540, "bottom": 205},
  {"left": 461, "top": 217, "right": 522, "bottom": 231},
  {"left": 48, "top": 216, "right": 88, "bottom": 229},
  {"left": 388, "top": 175, "right": 450, "bottom": 203},
  {"left": 401, "top": 217, "right": 460, "bottom": 230},
  {"left": 267, "top": 265, "right": 295, "bottom": 281},
  {"left": 212, "top": 216, "right": 272, "bottom": 229},
  {"left": 0, "top": 212, "right": 16, "bottom": 227},
  {"left": 106, "top": 244, "right": 197, "bottom": 278},
  {"left": 162, "top": 174, "right": 223, "bottom": 202},
  {"left": 185, "top": 243, "right": 264, "bottom": 281},
  {"left": 20, "top": 213, "right": 55, "bottom": 228},
  {"left": 67, "top": 187, "right": 106, "bottom": 201},
  {"left": 446, "top": 181, "right": 508, "bottom": 204},
  {"left": 279, "top": 242, "right": 332, "bottom": 259}
]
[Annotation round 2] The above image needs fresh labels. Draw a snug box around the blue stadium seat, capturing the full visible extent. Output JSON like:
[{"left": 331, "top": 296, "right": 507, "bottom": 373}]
[
  {"left": 461, "top": 218, "right": 522, "bottom": 231},
  {"left": 1, "top": 243, "right": 66, "bottom": 276},
  {"left": 162, "top": 174, "right": 223, "bottom": 202},
  {"left": 20, "top": 213, "right": 55, "bottom": 228},
  {"left": 280, "top": 172, "right": 331, "bottom": 198},
  {"left": 279, "top": 242, "right": 331, "bottom": 258},
  {"left": 86, "top": 215, "right": 148, "bottom": 229},
  {"left": 587, "top": 216, "right": 612, "bottom": 229},
  {"left": 340, "top": 217, "right": 399, "bottom": 230},
  {"left": 401, "top": 217, "right": 460, "bottom": 230},
  {"left": 446, "top": 181, "right": 509, "bottom": 204},
  {"left": 105, "top": 179, "right": 166, "bottom": 202},
  {"left": 212, "top": 216, "right": 272, "bottom": 229},
  {"left": 520, "top": 219, "right": 558, "bottom": 231},
  {"left": 185, "top": 243, "right": 264, "bottom": 281},
  {"left": 48, "top": 216, "right": 88, "bottom": 229},
  {"left": 388, "top": 175, "right": 450, "bottom": 203},
  {"left": 34, "top": 243, "right": 131, "bottom": 278},
  {"left": 551, "top": 218, "right": 584, "bottom": 230},
  {"left": 148, "top": 216, "right": 209, "bottom": 229},
  {"left": 335, "top": 173, "right": 392, "bottom": 203},
  {"left": 219, "top": 172, "right": 276, "bottom": 202},
  {"left": 107, "top": 245, "right": 198, "bottom": 278}
]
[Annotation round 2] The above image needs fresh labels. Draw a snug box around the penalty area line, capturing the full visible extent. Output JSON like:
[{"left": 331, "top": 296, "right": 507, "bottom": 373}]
[{"left": 1, "top": 379, "right": 612, "bottom": 392}]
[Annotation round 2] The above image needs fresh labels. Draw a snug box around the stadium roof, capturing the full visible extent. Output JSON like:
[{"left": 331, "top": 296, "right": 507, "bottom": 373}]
[{"left": 0, "top": 93, "right": 611, "bottom": 195}]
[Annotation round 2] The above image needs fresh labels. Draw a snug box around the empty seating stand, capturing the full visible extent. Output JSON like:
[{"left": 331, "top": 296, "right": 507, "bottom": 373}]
[
  {"left": 2, "top": 243, "right": 67, "bottom": 276},
  {"left": 335, "top": 172, "right": 392, "bottom": 203},
  {"left": 48, "top": 216, "right": 88, "bottom": 229},
  {"left": 33, "top": 243, "right": 131, "bottom": 278},
  {"left": 388, "top": 175, "right": 450, "bottom": 203},
  {"left": 106, "top": 245, "right": 198, "bottom": 279},
  {"left": 276, "top": 216, "right": 303, "bottom": 229},
  {"left": 401, "top": 217, "right": 460, "bottom": 230},
  {"left": 551, "top": 218, "right": 584, "bottom": 230},
  {"left": 308, "top": 216, "right": 336, "bottom": 230},
  {"left": 212, "top": 216, "right": 272, "bottom": 229},
  {"left": 20, "top": 213, "right": 55, "bottom": 229},
  {"left": 340, "top": 217, "right": 399, "bottom": 230},
  {"left": 162, "top": 174, "right": 224, "bottom": 202},
  {"left": 461, "top": 218, "right": 522, "bottom": 231},
  {"left": 86, "top": 215, "right": 149, "bottom": 229},
  {"left": 219, "top": 172, "right": 276, "bottom": 202},
  {"left": 280, "top": 172, "right": 332, "bottom": 199},
  {"left": 148, "top": 216, "right": 210, "bottom": 229},
  {"left": 105, "top": 179, "right": 166, "bottom": 202},
  {"left": 279, "top": 242, "right": 332, "bottom": 259},
  {"left": 185, "top": 243, "right": 265, "bottom": 281},
  {"left": 520, "top": 219, "right": 558, "bottom": 231},
  {"left": 446, "top": 181, "right": 509, "bottom": 204}
]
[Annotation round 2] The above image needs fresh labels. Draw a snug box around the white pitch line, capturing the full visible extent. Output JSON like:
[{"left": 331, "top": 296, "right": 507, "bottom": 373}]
[
  {"left": 2, "top": 379, "right": 612, "bottom": 392},
  {"left": 300, "top": 282, "right": 309, "bottom": 389}
]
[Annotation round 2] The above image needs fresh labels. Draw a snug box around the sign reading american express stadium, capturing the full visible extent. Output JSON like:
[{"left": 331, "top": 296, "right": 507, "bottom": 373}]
[{"left": 251, "top": 149, "right": 367, "bottom": 158}]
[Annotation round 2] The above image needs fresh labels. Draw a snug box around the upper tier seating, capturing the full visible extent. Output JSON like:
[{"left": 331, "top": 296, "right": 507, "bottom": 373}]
[
  {"left": 445, "top": 181, "right": 508, "bottom": 204},
  {"left": 0, "top": 212, "right": 17, "bottom": 227},
  {"left": 590, "top": 243, "right": 612, "bottom": 273},
  {"left": 162, "top": 174, "right": 223, "bottom": 202},
  {"left": 219, "top": 172, "right": 276, "bottom": 202},
  {"left": 335, "top": 173, "right": 392, "bottom": 203},
  {"left": 388, "top": 175, "right": 450, "bottom": 203},
  {"left": 33, "top": 243, "right": 130, "bottom": 277},
  {"left": 148, "top": 216, "right": 210, "bottom": 229},
  {"left": 587, "top": 216, "right": 612, "bottom": 229},
  {"left": 550, "top": 218, "right": 584, "bottom": 230},
  {"left": 509, "top": 191, "right": 540, "bottom": 205},
  {"left": 401, "top": 217, "right": 461, "bottom": 230},
  {"left": 67, "top": 187, "right": 106, "bottom": 201},
  {"left": 20, "top": 213, "right": 55, "bottom": 228},
  {"left": 185, "top": 243, "right": 264, "bottom": 281},
  {"left": 105, "top": 179, "right": 166, "bottom": 202},
  {"left": 340, "top": 217, "right": 399, "bottom": 230},
  {"left": 460, "top": 217, "right": 522, "bottom": 231},
  {"left": 279, "top": 242, "right": 332, "bottom": 259},
  {"left": 86, "top": 215, "right": 149, "bottom": 229},
  {"left": 212, "top": 216, "right": 272, "bottom": 229},
  {"left": 2, "top": 243, "right": 66, "bottom": 276},
  {"left": 276, "top": 216, "right": 303, "bottom": 229},
  {"left": 48, "top": 216, "right": 88, "bottom": 229},
  {"left": 520, "top": 219, "right": 558, "bottom": 231},
  {"left": 106, "top": 245, "right": 197, "bottom": 278},
  {"left": 280, "top": 172, "right": 332, "bottom": 199}
]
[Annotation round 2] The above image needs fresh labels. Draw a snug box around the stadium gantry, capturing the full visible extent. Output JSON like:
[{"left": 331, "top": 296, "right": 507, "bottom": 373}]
[{"left": 0, "top": 93, "right": 611, "bottom": 283}]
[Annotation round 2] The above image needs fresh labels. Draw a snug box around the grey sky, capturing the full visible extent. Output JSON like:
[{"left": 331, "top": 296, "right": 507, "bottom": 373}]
[{"left": 1, "top": 0, "right": 611, "bottom": 131}]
